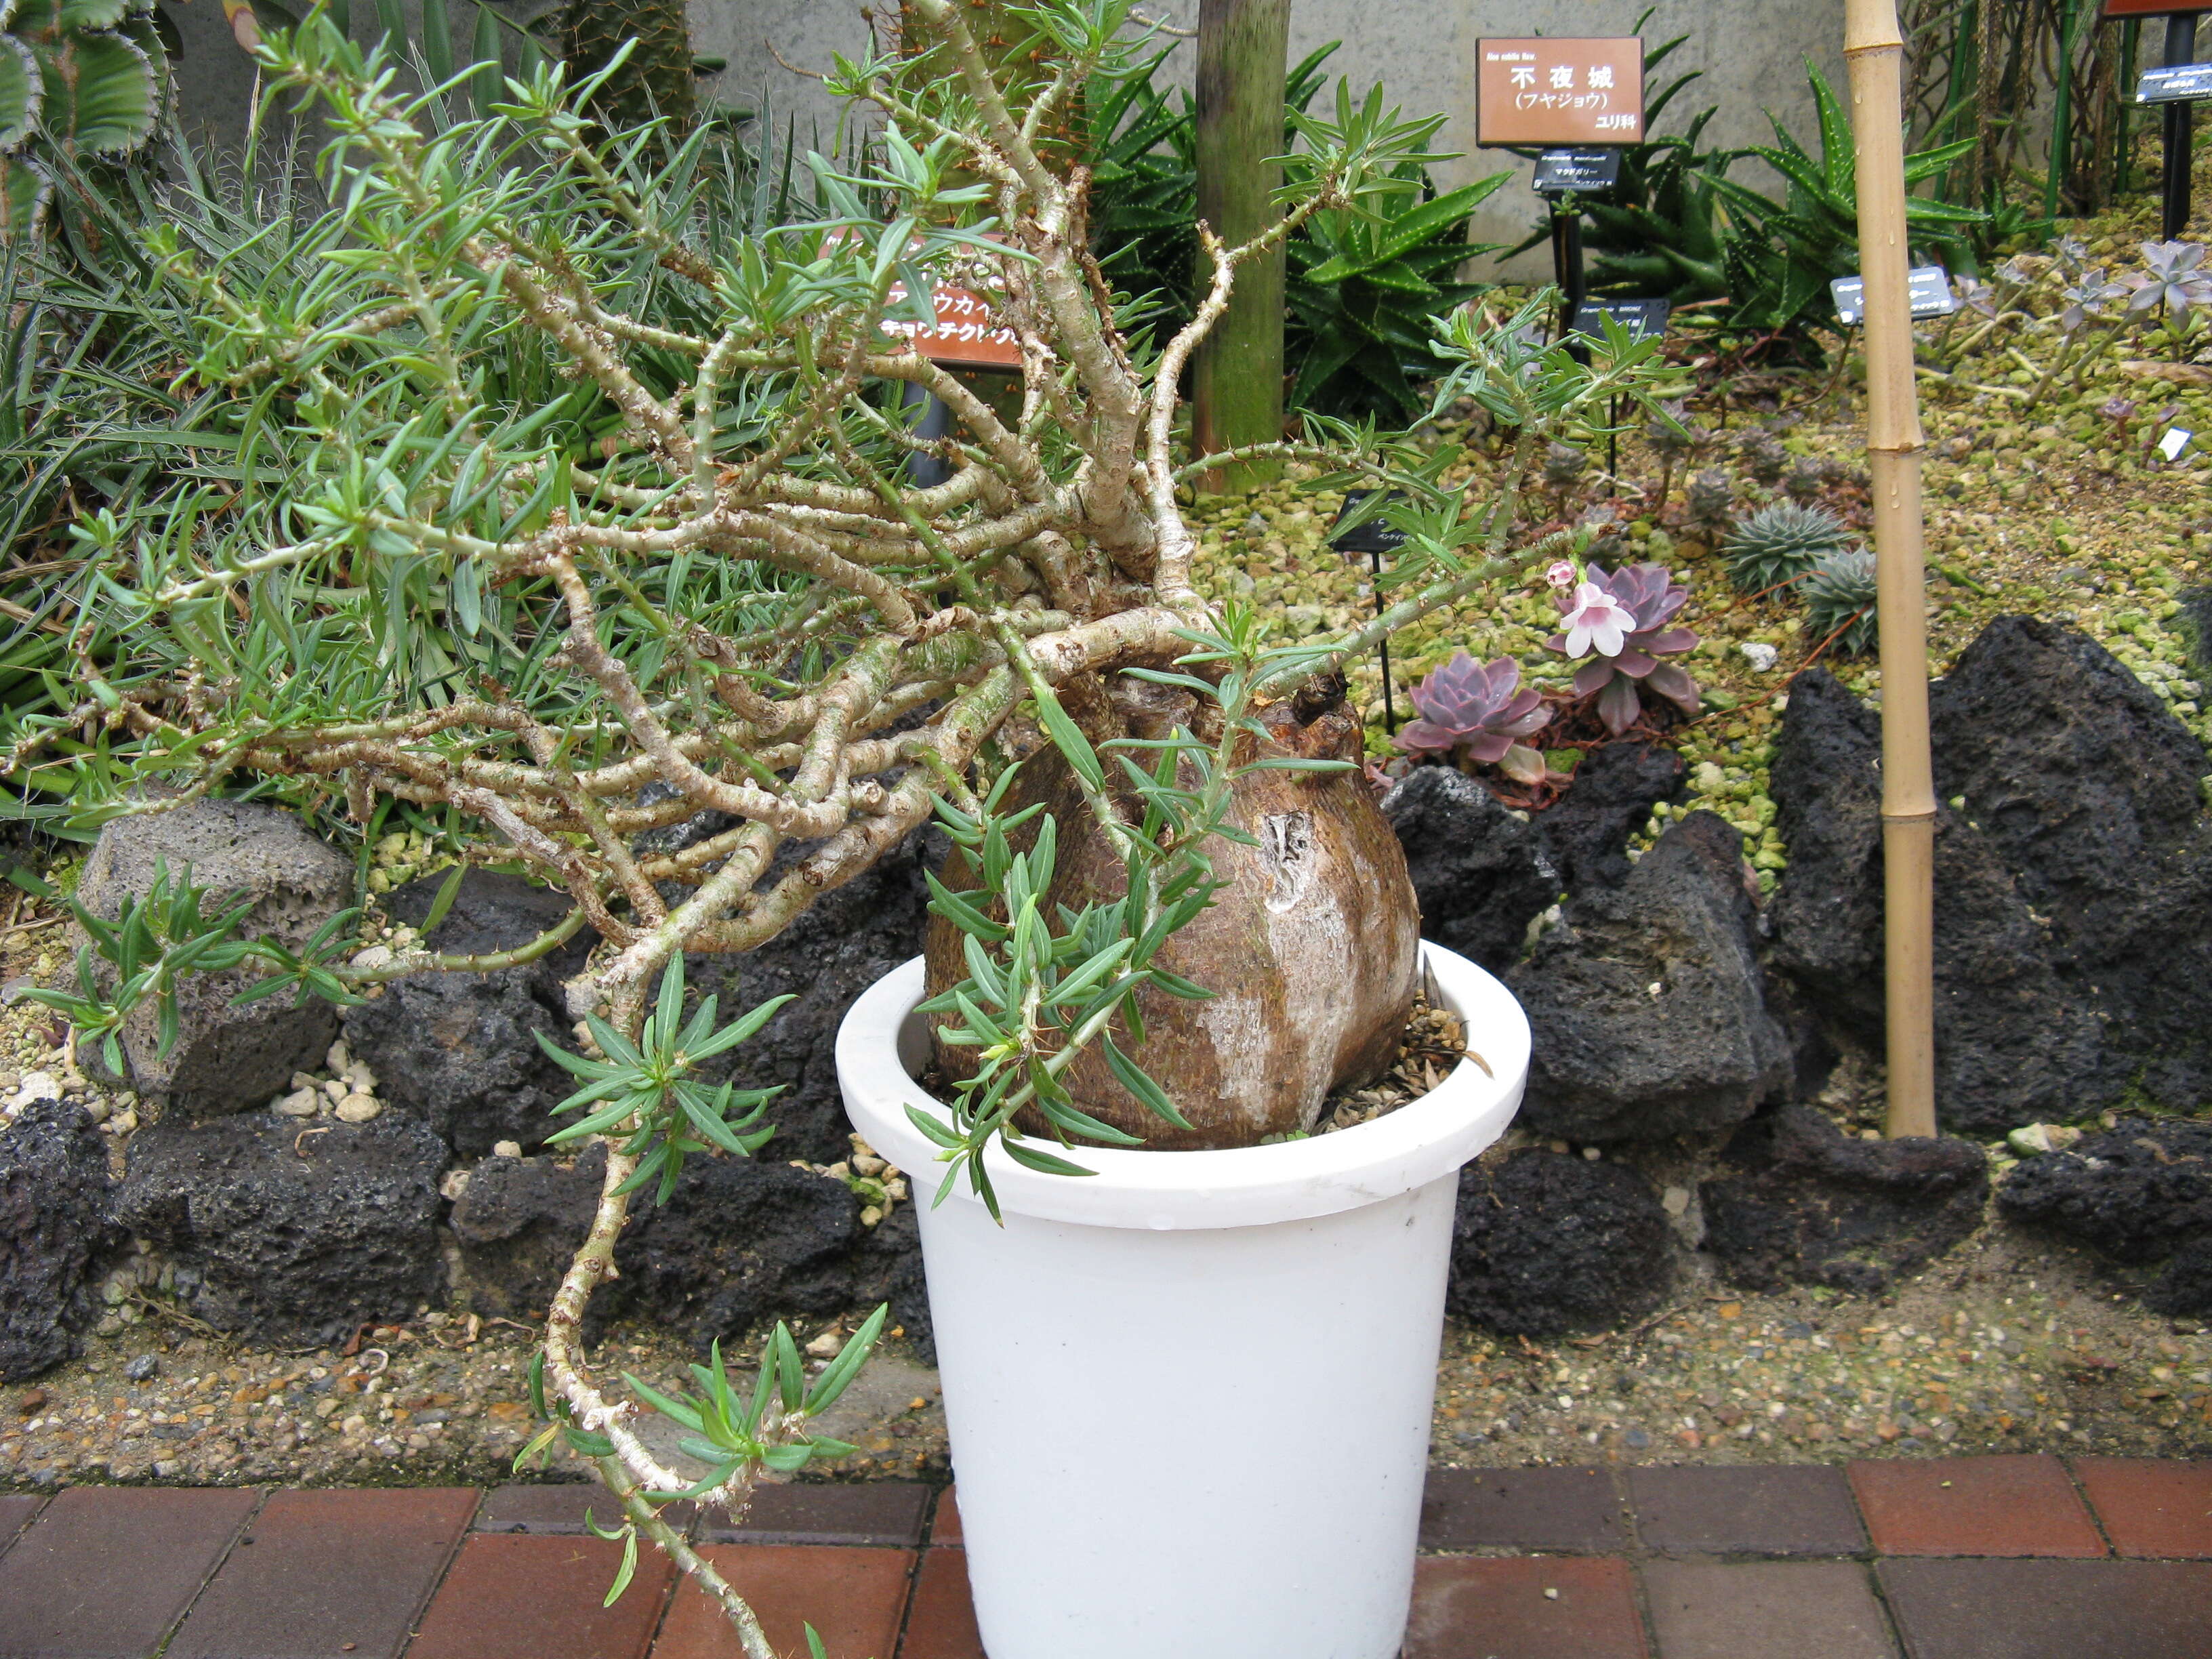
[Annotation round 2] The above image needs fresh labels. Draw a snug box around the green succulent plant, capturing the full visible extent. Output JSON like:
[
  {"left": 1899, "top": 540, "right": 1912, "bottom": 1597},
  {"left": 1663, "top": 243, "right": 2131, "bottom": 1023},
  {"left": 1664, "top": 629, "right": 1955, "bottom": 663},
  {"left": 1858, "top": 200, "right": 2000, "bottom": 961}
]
[
  {"left": 1721, "top": 501, "right": 1853, "bottom": 594},
  {"left": 1712, "top": 59, "right": 1984, "bottom": 331},
  {"left": 1801, "top": 547, "right": 1880, "bottom": 656},
  {"left": 0, "top": 0, "right": 169, "bottom": 241}
]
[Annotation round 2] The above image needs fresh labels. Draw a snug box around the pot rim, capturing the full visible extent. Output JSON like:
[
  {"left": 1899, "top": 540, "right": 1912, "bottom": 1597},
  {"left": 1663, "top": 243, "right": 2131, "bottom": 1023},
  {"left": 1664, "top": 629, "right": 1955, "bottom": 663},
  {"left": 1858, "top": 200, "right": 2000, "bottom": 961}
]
[{"left": 835, "top": 940, "right": 1528, "bottom": 1231}]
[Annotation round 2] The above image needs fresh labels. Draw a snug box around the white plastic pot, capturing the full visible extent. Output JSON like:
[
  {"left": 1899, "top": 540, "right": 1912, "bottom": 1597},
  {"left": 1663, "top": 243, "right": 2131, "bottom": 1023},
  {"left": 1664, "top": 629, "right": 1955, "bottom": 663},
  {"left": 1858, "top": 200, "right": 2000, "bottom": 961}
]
[{"left": 836, "top": 941, "right": 1528, "bottom": 1659}]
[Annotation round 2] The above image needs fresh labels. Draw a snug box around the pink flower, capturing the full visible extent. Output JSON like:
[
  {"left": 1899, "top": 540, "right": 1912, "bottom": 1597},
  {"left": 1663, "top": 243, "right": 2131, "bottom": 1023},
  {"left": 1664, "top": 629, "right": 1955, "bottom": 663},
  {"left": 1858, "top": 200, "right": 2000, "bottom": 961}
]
[
  {"left": 1559, "top": 581, "right": 1634, "bottom": 660},
  {"left": 1545, "top": 560, "right": 1578, "bottom": 590}
]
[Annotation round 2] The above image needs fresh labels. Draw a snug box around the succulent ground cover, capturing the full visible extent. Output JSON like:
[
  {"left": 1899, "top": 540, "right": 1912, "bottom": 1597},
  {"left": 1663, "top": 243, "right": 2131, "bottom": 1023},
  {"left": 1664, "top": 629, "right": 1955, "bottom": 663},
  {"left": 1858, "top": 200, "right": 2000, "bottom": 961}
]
[{"left": 1186, "top": 218, "right": 2212, "bottom": 905}]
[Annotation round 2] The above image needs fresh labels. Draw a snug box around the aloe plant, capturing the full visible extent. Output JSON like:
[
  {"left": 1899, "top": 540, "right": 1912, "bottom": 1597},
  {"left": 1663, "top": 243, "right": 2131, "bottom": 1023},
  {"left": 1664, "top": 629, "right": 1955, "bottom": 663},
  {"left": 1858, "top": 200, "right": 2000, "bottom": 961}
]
[
  {"left": 0, "top": 0, "right": 169, "bottom": 241},
  {"left": 1713, "top": 59, "right": 1985, "bottom": 331}
]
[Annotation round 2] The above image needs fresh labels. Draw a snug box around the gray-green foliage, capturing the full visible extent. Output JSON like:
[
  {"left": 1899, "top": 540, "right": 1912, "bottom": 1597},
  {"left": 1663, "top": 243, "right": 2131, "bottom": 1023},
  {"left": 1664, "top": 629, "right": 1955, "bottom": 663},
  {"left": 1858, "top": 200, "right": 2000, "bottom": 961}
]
[
  {"left": 1801, "top": 546, "right": 1879, "bottom": 656},
  {"left": 1721, "top": 500, "right": 1853, "bottom": 594}
]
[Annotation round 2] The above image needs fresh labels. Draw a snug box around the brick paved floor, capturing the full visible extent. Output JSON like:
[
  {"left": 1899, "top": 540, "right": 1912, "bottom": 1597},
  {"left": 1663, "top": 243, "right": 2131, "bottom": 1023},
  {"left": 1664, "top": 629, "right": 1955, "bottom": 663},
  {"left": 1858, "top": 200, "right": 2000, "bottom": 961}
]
[{"left": 1, "top": 1456, "right": 2207, "bottom": 1657}]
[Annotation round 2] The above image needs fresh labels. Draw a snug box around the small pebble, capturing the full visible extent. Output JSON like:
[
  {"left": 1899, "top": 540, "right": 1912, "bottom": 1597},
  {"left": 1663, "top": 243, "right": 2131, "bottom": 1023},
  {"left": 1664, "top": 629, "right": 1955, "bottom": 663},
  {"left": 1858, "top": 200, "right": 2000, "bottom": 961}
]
[
  {"left": 334, "top": 1093, "right": 381, "bottom": 1124},
  {"left": 124, "top": 1355, "right": 159, "bottom": 1382},
  {"left": 492, "top": 1140, "right": 523, "bottom": 1159}
]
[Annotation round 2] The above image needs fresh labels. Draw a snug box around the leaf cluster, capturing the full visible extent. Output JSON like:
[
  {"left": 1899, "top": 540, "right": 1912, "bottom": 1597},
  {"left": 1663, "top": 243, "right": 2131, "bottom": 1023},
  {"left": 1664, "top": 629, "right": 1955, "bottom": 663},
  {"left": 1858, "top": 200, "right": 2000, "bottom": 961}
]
[{"left": 536, "top": 956, "right": 792, "bottom": 1205}]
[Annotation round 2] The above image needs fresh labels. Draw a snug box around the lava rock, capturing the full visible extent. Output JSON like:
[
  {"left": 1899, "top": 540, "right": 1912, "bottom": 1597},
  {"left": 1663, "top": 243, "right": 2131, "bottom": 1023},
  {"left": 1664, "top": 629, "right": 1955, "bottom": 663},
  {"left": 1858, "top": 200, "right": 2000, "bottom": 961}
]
[
  {"left": 1767, "top": 666, "right": 2106, "bottom": 1132},
  {"left": 1447, "top": 1149, "right": 1673, "bottom": 1336},
  {"left": 600, "top": 1159, "right": 865, "bottom": 1352},
  {"left": 1700, "top": 1105, "right": 1988, "bottom": 1294},
  {"left": 1508, "top": 812, "right": 1790, "bottom": 1141},
  {"left": 1381, "top": 766, "right": 1558, "bottom": 973},
  {"left": 73, "top": 800, "right": 352, "bottom": 1115},
  {"left": 1996, "top": 1118, "right": 2212, "bottom": 1267},
  {"left": 1929, "top": 616, "right": 2212, "bottom": 1111},
  {"left": 115, "top": 1111, "right": 448, "bottom": 1346},
  {"left": 0, "top": 1099, "right": 114, "bottom": 1381},
  {"left": 683, "top": 834, "right": 934, "bottom": 1165},
  {"left": 343, "top": 870, "right": 596, "bottom": 1156},
  {"left": 449, "top": 1145, "right": 605, "bottom": 1321},
  {"left": 2147, "top": 1235, "right": 2212, "bottom": 1318},
  {"left": 846, "top": 1202, "right": 933, "bottom": 1364},
  {"left": 1535, "top": 742, "right": 1687, "bottom": 890}
]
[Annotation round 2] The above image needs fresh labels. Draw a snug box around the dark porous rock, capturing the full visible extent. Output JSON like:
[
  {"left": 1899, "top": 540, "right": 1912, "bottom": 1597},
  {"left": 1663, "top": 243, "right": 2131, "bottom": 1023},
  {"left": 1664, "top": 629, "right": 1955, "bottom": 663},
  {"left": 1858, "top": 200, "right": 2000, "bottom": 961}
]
[
  {"left": 1767, "top": 665, "right": 2108, "bottom": 1132},
  {"left": 449, "top": 1146, "right": 605, "bottom": 1321},
  {"left": 2146, "top": 1235, "right": 2212, "bottom": 1317},
  {"left": 1766, "top": 671, "right": 1887, "bottom": 1040},
  {"left": 1381, "top": 766, "right": 1557, "bottom": 973},
  {"left": 1536, "top": 741, "right": 1687, "bottom": 890},
  {"left": 600, "top": 1159, "right": 864, "bottom": 1352},
  {"left": 1447, "top": 1149, "right": 1673, "bottom": 1336},
  {"left": 115, "top": 1111, "right": 447, "bottom": 1347},
  {"left": 1700, "top": 1105, "right": 1988, "bottom": 1294},
  {"left": 846, "top": 1202, "right": 933, "bottom": 1364},
  {"left": 683, "top": 835, "right": 933, "bottom": 1166},
  {"left": 0, "top": 1100, "right": 115, "bottom": 1381},
  {"left": 1508, "top": 812, "right": 1790, "bottom": 1141},
  {"left": 1996, "top": 1118, "right": 2212, "bottom": 1266},
  {"left": 74, "top": 800, "right": 352, "bottom": 1115},
  {"left": 1929, "top": 616, "right": 2212, "bottom": 1111},
  {"left": 343, "top": 870, "right": 596, "bottom": 1157}
]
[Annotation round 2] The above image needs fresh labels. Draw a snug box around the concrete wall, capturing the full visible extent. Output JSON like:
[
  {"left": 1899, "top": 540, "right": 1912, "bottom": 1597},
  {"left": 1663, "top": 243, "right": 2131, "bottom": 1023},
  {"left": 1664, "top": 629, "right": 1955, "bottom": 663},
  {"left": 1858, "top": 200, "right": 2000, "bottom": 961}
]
[
  {"left": 169, "top": 0, "right": 1845, "bottom": 275},
  {"left": 686, "top": 0, "right": 1847, "bottom": 274}
]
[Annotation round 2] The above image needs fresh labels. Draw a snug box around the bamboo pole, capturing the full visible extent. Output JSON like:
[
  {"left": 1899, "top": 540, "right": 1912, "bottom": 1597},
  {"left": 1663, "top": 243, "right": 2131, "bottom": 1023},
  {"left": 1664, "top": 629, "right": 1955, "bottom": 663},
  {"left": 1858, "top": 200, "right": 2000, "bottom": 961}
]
[
  {"left": 1193, "top": 0, "right": 1289, "bottom": 495},
  {"left": 1843, "top": 0, "right": 1938, "bottom": 1141}
]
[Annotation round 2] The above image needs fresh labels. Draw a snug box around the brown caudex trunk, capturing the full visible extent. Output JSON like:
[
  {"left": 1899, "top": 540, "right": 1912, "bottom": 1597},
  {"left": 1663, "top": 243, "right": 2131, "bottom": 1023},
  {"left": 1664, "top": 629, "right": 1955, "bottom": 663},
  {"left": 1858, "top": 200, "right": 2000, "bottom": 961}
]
[
  {"left": 924, "top": 677, "right": 1420, "bottom": 1148},
  {"left": 1844, "top": 0, "right": 1938, "bottom": 1140}
]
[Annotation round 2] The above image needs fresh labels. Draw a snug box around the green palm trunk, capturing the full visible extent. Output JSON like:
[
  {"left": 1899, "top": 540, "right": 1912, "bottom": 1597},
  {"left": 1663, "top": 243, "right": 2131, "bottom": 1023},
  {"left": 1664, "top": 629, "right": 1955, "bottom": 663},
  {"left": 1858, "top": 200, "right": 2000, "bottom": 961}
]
[{"left": 1191, "top": 0, "right": 1288, "bottom": 495}]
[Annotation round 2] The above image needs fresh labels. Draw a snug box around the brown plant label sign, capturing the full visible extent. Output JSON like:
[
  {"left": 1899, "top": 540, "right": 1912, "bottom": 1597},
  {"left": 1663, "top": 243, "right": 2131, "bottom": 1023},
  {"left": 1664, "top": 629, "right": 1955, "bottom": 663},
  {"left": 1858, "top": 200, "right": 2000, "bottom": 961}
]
[
  {"left": 1476, "top": 39, "right": 1645, "bottom": 147},
  {"left": 883, "top": 281, "right": 1023, "bottom": 369},
  {"left": 2100, "top": 1, "right": 2200, "bottom": 20}
]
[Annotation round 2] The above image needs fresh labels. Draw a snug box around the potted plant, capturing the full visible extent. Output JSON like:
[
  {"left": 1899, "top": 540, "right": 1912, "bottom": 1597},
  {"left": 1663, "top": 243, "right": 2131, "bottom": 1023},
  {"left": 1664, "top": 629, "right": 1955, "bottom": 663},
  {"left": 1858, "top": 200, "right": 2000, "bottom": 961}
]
[{"left": 9, "top": 5, "right": 1678, "bottom": 1654}]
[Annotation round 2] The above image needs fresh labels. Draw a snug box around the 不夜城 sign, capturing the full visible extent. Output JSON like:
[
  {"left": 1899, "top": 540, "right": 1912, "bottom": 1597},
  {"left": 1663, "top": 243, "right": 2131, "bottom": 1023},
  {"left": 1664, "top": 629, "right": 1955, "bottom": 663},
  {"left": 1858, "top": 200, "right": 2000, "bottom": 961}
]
[{"left": 1477, "top": 39, "right": 1645, "bottom": 147}]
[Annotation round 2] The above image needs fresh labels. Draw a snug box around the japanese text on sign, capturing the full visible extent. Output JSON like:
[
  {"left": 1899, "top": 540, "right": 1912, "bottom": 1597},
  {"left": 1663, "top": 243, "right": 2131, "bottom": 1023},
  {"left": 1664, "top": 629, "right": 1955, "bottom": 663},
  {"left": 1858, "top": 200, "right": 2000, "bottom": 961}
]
[
  {"left": 1829, "top": 266, "right": 1957, "bottom": 327},
  {"left": 881, "top": 281, "right": 1022, "bottom": 369},
  {"left": 1477, "top": 39, "right": 1644, "bottom": 147}
]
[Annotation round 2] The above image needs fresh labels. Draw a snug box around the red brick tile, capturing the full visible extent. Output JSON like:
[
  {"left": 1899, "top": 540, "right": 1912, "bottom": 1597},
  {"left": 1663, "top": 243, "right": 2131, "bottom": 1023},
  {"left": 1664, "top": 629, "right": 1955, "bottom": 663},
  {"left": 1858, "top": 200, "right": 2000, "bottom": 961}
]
[
  {"left": 896, "top": 1547, "right": 979, "bottom": 1659},
  {"left": 0, "top": 1484, "right": 260, "bottom": 1659},
  {"left": 1877, "top": 1558, "right": 2212, "bottom": 1658},
  {"left": 472, "top": 1483, "right": 693, "bottom": 1537},
  {"left": 2070, "top": 1458, "right": 2212, "bottom": 1559},
  {"left": 409, "top": 1533, "right": 676, "bottom": 1659},
  {"left": 1404, "top": 1557, "right": 1647, "bottom": 1659},
  {"left": 653, "top": 1544, "right": 913, "bottom": 1659},
  {"left": 1630, "top": 1465, "right": 1868, "bottom": 1557},
  {"left": 0, "top": 1494, "right": 45, "bottom": 1556},
  {"left": 165, "top": 1487, "right": 476, "bottom": 1659},
  {"left": 1642, "top": 1561, "right": 1897, "bottom": 1659},
  {"left": 1420, "top": 1467, "right": 1631, "bottom": 1553},
  {"left": 698, "top": 1483, "right": 931, "bottom": 1548},
  {"left": 1848, "top": 1456, "right": 2104, "bottom": 1558},
  {"left": 927, "top": 1489, "right": 961, "bottom": 1547}
]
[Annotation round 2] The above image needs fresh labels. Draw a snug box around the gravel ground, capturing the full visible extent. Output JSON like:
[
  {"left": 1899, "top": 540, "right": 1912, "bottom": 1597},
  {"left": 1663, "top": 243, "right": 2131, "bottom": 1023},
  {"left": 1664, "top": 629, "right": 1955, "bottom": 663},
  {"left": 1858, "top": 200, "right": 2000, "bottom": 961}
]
[{"left": 1431, "top": 1208, "right": 2212, "bottom": 1470}]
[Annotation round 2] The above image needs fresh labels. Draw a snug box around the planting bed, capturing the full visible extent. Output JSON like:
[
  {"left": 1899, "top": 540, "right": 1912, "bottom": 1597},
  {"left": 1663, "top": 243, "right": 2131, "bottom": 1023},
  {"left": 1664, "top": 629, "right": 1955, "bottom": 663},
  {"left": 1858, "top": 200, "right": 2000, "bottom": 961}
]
[{"left": 7, "top": 187, "right": 2212, "bottom": 1495}]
